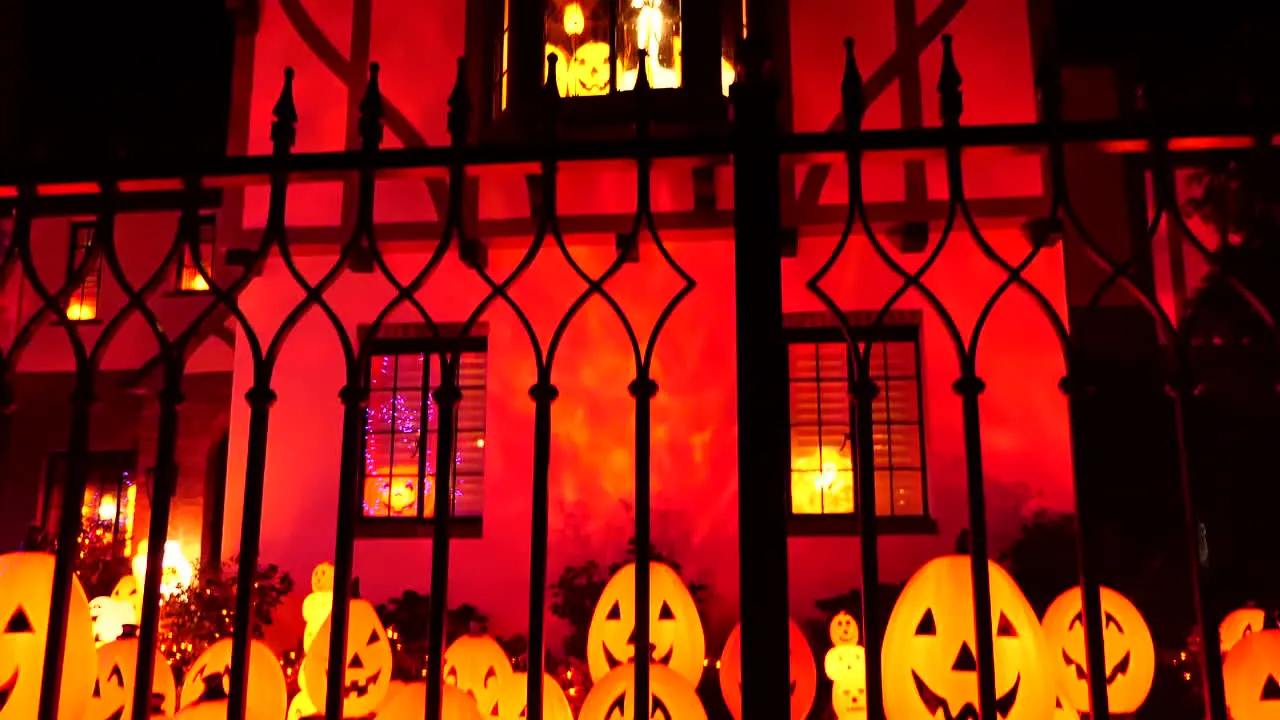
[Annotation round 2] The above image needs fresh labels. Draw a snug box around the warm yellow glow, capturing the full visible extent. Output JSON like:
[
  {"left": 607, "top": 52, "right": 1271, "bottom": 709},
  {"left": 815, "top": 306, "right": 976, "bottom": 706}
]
[
  {"left": 66, "top": 300, "right": 96, "bottom": 322},
  {"left": 131, "top": 539, "right": 194, "bottom": 598},
  {"left": 791, "top": 448, "right": 854, "bottom": 515},
  {"left": 123, "top": 484, "right": 137, "bottom": 554},
  {"left": 721, "top": 57, "right": 735, "bottom": 97},
  {"left": 476, "top": 437, "right": 486, "bottom": 448},
  {"left": 564, "top": 3, "right": 585, "bottom": 36},
  {"left": 180, "top": 268, "right": 210, "bottom": 292},
  {"left": 97, "top": 495, "right": 117, "bottom": 522}
]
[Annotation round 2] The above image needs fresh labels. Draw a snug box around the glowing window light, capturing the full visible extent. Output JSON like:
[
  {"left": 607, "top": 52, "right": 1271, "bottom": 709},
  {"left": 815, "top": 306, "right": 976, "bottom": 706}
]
[
  {"left": 66, "top": 299, "right": 97, "bottom": 322},
  {"left": 131, "top": 539, "right": 194, "bottom": 598},
  {"left": 790, "top": 448, "right": 855, "bottom": 515}
]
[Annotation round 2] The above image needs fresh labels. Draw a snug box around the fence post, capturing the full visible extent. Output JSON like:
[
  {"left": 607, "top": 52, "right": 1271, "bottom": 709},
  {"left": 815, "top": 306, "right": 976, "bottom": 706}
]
[{"left": 730, "top": 37, "right": 792, "bottom": 720}]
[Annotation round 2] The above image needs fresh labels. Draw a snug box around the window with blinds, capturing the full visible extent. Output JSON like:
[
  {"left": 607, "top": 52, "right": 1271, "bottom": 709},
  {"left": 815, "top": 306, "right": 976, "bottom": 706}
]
[
  {"left": 784, "top": 312, "right": 929, "bottom": 530},
  {"left": 360, "top": 334, "right": 488, "bottom": 531}
]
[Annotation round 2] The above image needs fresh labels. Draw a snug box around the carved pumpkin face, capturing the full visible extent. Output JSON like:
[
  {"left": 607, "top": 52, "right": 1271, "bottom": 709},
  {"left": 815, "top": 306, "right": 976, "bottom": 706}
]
[
  {"left": 89, "top": 597, "right": 134, "bottom": 647},
  {"left": 882, "top": 555, "right": 1055, "bottom": 720},
  {"left": 587, "top": 562, "right": 705, "bottom": 687},
  {"left": 1223, "top": 608, "right": 1268, "bottom": 655},
  {"left": 443, "top": 634, "right": 512, "bottom": 716},
  {"left": 302, "top": 599, "right": 393, "bottom": 718},
  {"left": 376, "top": 681, "right": 483, "bottom": 720},
  {"left": 718, "top": 618, "right": 816, "bottom": 720},
  {"left": 825, "top": 644, "right": 867, "bottom": 720},
  {"left": 830, "top": 612, "right": 859, "bottom": 647},
  {"left": 496, "top": 672, "right": 574, "bottom": 720},
  {"left": 572, "top": 42, "right": 611, "bottom": 96},
  {"left": 311, "top": 563, "right": 335, "bottom": 594},
  {"left": 1041, "top": 586, "right": 1155, "bottom": 714},
  {"left": 579, "top": 664, "right": 706, "bottom": 720},
  {"left": 1225, "top": 629, "right": 1280, "bottom": 720},
  {"left": 86, "top": 636, "right": 176, "bottom": 720},
  {"left": 179, "top": 638, "right": 287, "bottom": 720},
  {"left": 0, "top": 552, "right": 97, "bottom": 720},
  {"left": 173, "top": 673, "right": 270, "bottom": 720}
]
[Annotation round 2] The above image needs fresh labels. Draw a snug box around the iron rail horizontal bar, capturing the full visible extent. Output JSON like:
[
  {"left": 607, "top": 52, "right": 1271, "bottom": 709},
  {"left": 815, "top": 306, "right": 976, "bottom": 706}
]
[{"left": 0, "top": 117, "right": 1274, "bottom": 192}]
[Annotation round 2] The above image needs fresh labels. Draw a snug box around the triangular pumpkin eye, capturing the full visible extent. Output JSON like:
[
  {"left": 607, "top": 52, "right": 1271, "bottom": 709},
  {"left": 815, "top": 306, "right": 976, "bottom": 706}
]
[
  {"left": 914, "top": 609, "right": 936, "bottom": 636},
  {"left": 519, "top": 705, "right": 528, "bottom": 718},
  {"left": 5, "top": 607, "right": 32, "bottom": 633},
  {"left": 1104, "top": 612, "right": 1124, "bottom": 633},
  {"left": 658, "top": 601, "right": 675, "bottom": 620},
  {"left": 109, "top": 664, "right": 125, "bottom": 687},
  {"left": 996, "top": 612, "right": 1017, "bottom": 637},
  {"left": 367, "top": 629, "right": 380, "bottom": 645},
  {"left": 607, "top": 601, "right": 622, "bottom": 620}
]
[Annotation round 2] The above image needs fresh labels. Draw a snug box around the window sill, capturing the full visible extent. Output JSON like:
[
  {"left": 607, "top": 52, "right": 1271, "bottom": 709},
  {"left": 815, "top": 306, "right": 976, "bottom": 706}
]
[
  {"left": 66, "top": 318, "right": 103, "bottom": 326},
  {"left": 356, "top": 516, "right": 483, "bottom": 540},
  {"left": 165, "top": 289, "right": 213, "bottom": 298},
  {"left": 788, "top": 514, "right": 937, "bottom": 538}
]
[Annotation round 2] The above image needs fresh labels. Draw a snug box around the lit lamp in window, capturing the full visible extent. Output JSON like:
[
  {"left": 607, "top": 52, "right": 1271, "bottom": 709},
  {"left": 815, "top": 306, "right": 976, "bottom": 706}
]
[{"left": 791, "top": 448, "right": 854, "bottom": 515}]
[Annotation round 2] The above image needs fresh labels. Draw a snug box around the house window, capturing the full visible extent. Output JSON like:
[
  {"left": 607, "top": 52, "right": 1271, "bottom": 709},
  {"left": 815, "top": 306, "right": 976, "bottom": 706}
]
[
  {"left": 545, "top": 0, "right": 684, "bottom": 96},
  {"left": 785, "top": 311, "right": 932, "bottom": 535},
  {"left": 66, "top": 222, "right": 102, "bottom": 322},
  {"left": 360, "top": 333, "right": 487, "bottom": 537},
  {"left": 498, "top": 0, "right": 511, "bottom": 111},
  {"left": 42, "top": 450, "right": 139, "bottom": 559},
  {"left": 175, "top": 214, "right": 215, "bottom": 293}
]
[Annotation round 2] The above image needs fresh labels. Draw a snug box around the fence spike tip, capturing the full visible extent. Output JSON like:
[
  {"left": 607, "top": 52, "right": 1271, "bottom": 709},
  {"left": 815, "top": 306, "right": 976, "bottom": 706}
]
[{"left": 273, "top": 66, "right": 298, "bottom": 125}]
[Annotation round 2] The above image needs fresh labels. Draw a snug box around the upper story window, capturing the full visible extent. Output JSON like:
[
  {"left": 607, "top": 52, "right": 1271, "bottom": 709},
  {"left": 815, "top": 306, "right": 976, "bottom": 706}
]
[
  {"left": 359, "top": 329, "right": 488, "bottom": 538},
  {"left": 66, "top": 221, "right": 102, "bottom": 322},
  {"left": 784, "top": 311, "right": 933, "bottom": 535},
  {"left": 483, "top": 0, "right": 741, "bottom": 132},
  {"left": 175, "top": 214, "right": 215, "bottom": 294}
]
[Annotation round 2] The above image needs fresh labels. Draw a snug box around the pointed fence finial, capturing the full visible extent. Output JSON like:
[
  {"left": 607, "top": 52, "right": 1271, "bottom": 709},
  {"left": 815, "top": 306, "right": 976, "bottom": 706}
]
[
  {"left": 636, "top": 49, "right": 652, "bottom": 93},
  {"left": 358, "top": 63, "right": 385, "bottom": 150},
  {"left": 1035, "top": 33, "right": 1062, "bottom": 122},
  {"left": 271, "top": 67, "right": 298, "bottom": 151},
  {"left": 841, "top": 37, "right": 864, "bottom": 132},
  {"left": 449, "top": 57, "right": 472, "bottom": 147},
  {"left": 544, "top": 53, "right": 561, "bottom": 98},
  {"left": 937, "top": 35, "right": 963, "bottom": 126}
]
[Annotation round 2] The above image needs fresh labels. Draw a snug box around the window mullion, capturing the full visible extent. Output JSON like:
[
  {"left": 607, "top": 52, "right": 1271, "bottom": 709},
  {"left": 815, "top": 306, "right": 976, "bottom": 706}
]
[{"left": 418, "top": 353, "right": 432, "bottom": 520}]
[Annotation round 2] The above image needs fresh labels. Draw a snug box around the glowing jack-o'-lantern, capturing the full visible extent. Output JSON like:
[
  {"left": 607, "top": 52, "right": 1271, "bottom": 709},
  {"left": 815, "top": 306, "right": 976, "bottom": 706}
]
[
  {"left": 587, "top": 562, "right": 705, "bottom": 687},
  {"left": 881, "top": 555, "right": 1056, "bottom": 720},
  {"left": 830, "top": 611, "right": 859, "bottom": 647},
  {"left": 0, "top": 552, "right": 97, "bottom": 720},
  {"left": 571, "top": 42, "right": 611, "bottom": 96},
  {"left": 443, "top": 633, "right": 512, "bottom": 716},
  {"left": 496, "top": 672, "right": 574, "bottom": 720},
  {"left": 718, "top": 618, "right": 816, "bottom": 720},
  {"left": 174, "top": 672, "right": 270, "bottom": 720},
  {"left": 825, "top": 645, "right": 867, "bottom": 720},
  {"left": 89, "top": 596, "right": 134, "bottom": 647},
  {"left": 179, "top": 638, "right": 287, "bottom": 720},
  {"left": 1041, "top": 586, "right": 1155, "bottom": 714},
  {"left": 302, "top": 599, "right": 394, "bottom": 717},
  {"left": 86, "top": 633, "right": 177, "bottom": 720},
  {"left": 579, "top": 664, "right": 706, "bottom": 720},
  {"left": 111, "top": 576, "right": 142, "bottom": 622},
  {"left": 1224, "top": 629, "right": 1280, "bottom": 720},
  {"left": 287, "top": 687, "right": 318, "bottom": 720},
  {"left": 312, "top": 563, "right": 335, "bottom": 594},
  {"left": 1223, "top": 608, "right": 1269, "bottom": 655},
  {"left": 375, "top": 681, "right": 483, "bottom": 720}
]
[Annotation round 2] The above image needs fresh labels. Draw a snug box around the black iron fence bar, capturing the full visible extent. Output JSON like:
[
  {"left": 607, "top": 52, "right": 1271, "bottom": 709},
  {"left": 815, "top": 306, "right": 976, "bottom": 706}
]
[
  {"left": 731, "top": 43, "right": 794, "bottom": 720},
  {"left": 226, "top": 66, "right": 298, "bottom": 720},
  {"left": 3, "top": 118, "right": 1279, "bottom": 191}
]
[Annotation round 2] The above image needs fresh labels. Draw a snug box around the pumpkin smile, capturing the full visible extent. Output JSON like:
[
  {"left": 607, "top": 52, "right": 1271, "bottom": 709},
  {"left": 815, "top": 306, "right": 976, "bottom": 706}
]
[
  {"left": 343, "top": 668, "right": 382, "bottom": 698},
  {"left": 1061, "top": 649, "right": 1131, "bottom": 685},
  {"left": 0, "top": 665, "right": 18, "bottom": 711},
  {"left": 910, "top": 670, "right": 1021, "bottom": 720},
  {"left": 604, "top": 641, "right": 674, "bottom": 670}
]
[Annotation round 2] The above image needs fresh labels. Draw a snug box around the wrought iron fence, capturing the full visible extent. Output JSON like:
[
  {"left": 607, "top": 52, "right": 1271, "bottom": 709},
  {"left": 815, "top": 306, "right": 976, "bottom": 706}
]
[{"left": 1, "top": 29, "right": 1274, "bottom": 720}]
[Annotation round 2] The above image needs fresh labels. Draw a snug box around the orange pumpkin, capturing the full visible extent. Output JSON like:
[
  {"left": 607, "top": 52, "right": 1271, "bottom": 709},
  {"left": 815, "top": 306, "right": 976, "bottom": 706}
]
[
  {"left": 86, "top": 635, "right": 176, "bottom": 720},
  {"left": 0, "top": 552, "right": 97, "bottom": 720},
  {"left": 718, "top": 617, "right": 816, "bottom": 720},
  {"left": 303, "top": 599, "right": 394, "bottom": 718},
  {"left": 1223, "top": 608, "right": 1269, "bottom": 655},
  {"left": 375, "top": 682, "right": 483, "bottom": 720},
  {"left": 180, "top": 638, "right": 287, "bottom": 720},
  {"left": 1041, "top": 586, "right": 1155, "bottom": 714},
  {"left": 881, "top": 555, "right": 1055, "bottom": 720},
  {"left": 579, "top": 664, "right": 705, "bottom": 720},
  {"left": 442, "top": 634, "right": 512, "bottom": 716},
  {"left": 587, "top": 562, "right": 705, "bottom": 686},
  {"left": 174, "top": 672, "right": 269, "bottom": 720},
  {"left": 496, "top": 672, "right": 573, "bottom": 720},
  {"left": 1223, "top": 629, "right": 1280, "bottom": 720}
]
